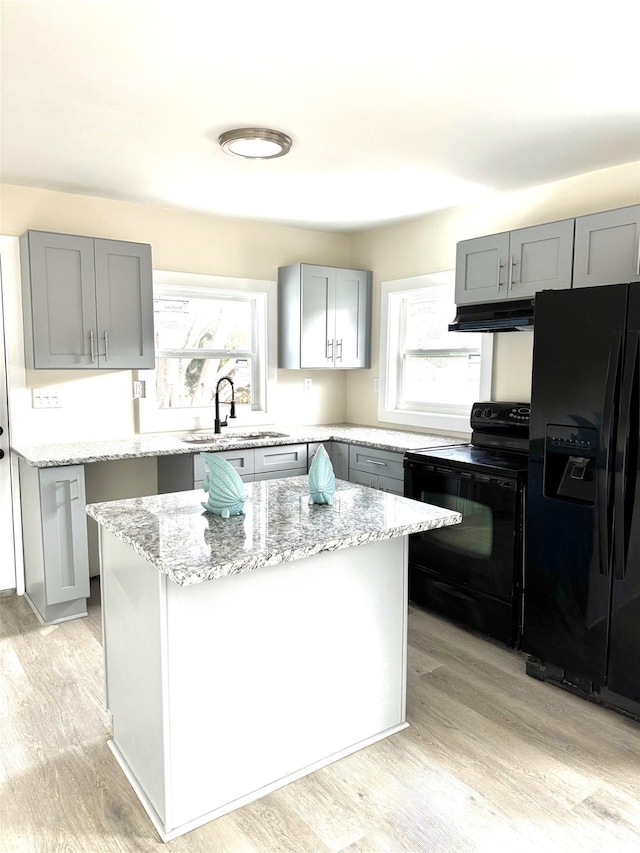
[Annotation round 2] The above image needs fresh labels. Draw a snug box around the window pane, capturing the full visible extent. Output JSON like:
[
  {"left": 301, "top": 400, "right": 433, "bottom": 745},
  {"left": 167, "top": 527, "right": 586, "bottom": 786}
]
[
  {"left": 403, "top": 291, "right": 482, "bottom": 352},
  {"left": 154, "top": 297, "right": 252, "bottom": 351},
  {"left": 155, "top": 357, "right": 252, "bottom": 409},
  {"left": 403, "top": 353, "right": 481, "bottom": 406}
]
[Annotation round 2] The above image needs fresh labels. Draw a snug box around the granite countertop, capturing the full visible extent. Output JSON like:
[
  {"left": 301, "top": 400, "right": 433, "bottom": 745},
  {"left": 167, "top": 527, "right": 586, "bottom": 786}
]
[
  {"left": 86, "top": 476, "right": 461, "bottom": 586},
  {"left": 11, "top": 423, "right": 465, "bottom": 467}
]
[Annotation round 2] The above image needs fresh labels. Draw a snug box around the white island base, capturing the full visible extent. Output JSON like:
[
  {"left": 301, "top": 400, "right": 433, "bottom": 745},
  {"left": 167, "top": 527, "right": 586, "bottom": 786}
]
[{"left": 100, "top": 529, "right": 409, "bottom": 842}]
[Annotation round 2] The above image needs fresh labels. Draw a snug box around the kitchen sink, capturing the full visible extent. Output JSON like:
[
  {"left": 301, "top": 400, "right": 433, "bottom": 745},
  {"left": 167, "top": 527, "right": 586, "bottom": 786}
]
[{"left": 181, "top": 431, "right": 289, "bottom": 444}]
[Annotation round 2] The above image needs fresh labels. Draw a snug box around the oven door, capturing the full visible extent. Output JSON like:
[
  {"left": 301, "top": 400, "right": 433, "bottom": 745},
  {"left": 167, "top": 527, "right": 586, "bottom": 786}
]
[{"left": 404, "top": 460, "right": 520, "bottom": 601}]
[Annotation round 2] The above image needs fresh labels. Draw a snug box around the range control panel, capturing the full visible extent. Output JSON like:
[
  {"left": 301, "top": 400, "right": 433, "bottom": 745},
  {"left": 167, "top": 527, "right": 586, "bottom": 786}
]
[{"left": 470, "top": 402, "right": 531, "bottom": 432}]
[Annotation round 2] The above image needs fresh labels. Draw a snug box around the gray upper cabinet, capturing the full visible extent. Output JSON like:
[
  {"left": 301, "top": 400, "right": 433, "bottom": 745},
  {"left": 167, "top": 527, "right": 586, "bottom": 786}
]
[
  {"left": 572, "top": 205, "right": 640, "bottom": 288},
  {"left": 21, "top": 230, "right": 155, "bottom": 369},
  {"left": 278, "top": 263, "right": 372, "bottom": 369},
  {"left": 455, "top": 232, "right": 510, "bottom": 305},
  {"left": 455, "top": 220, "right": 574, "bottom": 305}
]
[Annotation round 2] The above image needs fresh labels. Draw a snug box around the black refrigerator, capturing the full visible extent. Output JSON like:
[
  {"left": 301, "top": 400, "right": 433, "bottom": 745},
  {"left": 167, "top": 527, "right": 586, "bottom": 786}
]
[{"left": 524, "top": 282, "right": 640, "bottom": 716}]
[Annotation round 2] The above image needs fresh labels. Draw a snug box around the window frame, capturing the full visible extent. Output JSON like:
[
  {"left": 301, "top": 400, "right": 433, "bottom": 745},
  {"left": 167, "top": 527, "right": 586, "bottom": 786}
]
[
  {"left": 378, "top": 271, "right": 493, "bottom": 434},
  {"left": 136, "top": 270, "right": 277, "bottom": 434}
]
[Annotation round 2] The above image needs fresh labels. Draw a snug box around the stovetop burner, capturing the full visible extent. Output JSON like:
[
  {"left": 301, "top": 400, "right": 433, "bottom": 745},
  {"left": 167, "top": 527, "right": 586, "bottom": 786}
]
[{"left": 405, "top": 443, "right": 528, "bottom": 475}]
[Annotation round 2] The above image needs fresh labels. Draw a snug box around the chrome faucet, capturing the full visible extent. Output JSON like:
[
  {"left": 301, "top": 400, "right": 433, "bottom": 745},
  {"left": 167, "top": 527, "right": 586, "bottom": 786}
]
[{"left": 214, "top": 377, "right": 236, "bottom": 434}]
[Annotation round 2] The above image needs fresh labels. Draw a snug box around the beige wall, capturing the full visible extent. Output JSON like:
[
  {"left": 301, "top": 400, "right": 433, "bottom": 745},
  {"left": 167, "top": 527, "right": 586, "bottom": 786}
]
[
  {"left": 3, "top": 160, "right": 640, "bottom": 444},
  {"left": 0, "top": 186, "right": 357, "bottom": 572},
  {"left": 0, "top": 184, "right": 353, "bottom": 449},
  {"left": 346, "top": 160, "right": 640, "bottom": 427}
]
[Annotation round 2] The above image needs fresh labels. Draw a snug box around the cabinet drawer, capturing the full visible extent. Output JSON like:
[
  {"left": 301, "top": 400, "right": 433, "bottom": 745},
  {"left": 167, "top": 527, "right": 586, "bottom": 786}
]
[
  {"left": 254, "top": 443, "right": 307, "bottom": 475},
  {"left": 194, "top": 449, "right": 255, "bottom": 481},
  {"left": 257, "top": 469, "right": 304, "bottom": 481},
  {"left": 349, "top": 445, "right": 404, "bottom": 480}
]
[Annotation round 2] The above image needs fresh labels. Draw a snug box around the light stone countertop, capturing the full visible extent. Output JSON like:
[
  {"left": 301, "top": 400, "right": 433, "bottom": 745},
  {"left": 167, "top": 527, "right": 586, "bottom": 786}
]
[
  {"left": 11, "top": 423, "right": 466, "bottom": 467},
  {"left": 86, "top": 476, "right": 461, "bottom": 586}
]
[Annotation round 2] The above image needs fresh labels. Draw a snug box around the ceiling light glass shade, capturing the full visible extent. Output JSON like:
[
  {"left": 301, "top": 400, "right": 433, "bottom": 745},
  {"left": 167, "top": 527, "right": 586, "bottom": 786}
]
[{"left": 218, "top": 128, "right": 292, "bottom": 159}]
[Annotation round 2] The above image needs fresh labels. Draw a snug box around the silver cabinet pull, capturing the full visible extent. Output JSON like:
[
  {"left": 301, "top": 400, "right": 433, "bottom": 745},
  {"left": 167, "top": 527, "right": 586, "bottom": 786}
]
[
  {"left": 497, "top": 258, "right": 503, "bottom": 291},
  {"left": 89, "top": 330, "right": 96, "bottom": 362},
  {"left": 365, "top": 458, "right": 387, "bottom": 466},
  {"left": 326, "top": 339, "right": 334, "bottom": 360},
  {"left": 508, "top": 255, "right": 514, "bottom": 290},
  {"left": 336, "top": 339, "right": 343, "bottom": 361},
  {"left": 104, "top": 330, "right": 109, "bottom": 361},
  {"left": 69, "top": 479, "right": 79, "bottom": 502}
]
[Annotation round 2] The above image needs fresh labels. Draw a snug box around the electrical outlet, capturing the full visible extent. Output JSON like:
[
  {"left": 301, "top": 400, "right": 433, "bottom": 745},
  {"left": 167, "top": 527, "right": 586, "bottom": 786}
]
[
  {"left": 373, "top": 378, "right": 379, "bottom": 394},
  {"left": 32, "top": 388, "right": 62, "bottom": 408},
  {"left": 304, "top": 378, "right": 312, "bottom": 393},
  {"left": 133, "top": 380, "right": 146, "bottom": 399}
]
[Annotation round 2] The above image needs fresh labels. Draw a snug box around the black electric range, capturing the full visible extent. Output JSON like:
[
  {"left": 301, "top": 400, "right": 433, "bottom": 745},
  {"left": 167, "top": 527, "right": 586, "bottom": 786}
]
[{"left": 403, "top": 402, "right": 530, "bottom": 647}]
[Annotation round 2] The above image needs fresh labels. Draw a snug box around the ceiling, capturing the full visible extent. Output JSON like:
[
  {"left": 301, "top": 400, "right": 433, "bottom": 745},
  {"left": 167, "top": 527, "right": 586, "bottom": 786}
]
[{"left": 1, "top": 0, "right": 639, "bottom": 233}]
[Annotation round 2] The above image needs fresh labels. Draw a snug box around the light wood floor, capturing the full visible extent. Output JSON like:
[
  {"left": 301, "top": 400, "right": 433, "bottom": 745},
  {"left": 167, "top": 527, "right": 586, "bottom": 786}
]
[{"left": 3, "top": 582, "right": 640, "bottom": 852}]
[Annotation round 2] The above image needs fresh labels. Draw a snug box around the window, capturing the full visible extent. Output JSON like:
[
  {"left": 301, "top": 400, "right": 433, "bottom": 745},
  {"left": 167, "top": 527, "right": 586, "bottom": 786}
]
[
  {"left": 378, "top": 271, "right": 492, "bottom": 434},
  {"left": 136, "top": 270, "right": 277, "bottom": 433}
]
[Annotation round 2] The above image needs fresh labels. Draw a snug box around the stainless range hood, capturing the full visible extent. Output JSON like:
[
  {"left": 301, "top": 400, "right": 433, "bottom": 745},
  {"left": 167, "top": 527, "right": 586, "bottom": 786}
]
[{"left": 448, "top": 297, "right": 535, "bottom": 332}]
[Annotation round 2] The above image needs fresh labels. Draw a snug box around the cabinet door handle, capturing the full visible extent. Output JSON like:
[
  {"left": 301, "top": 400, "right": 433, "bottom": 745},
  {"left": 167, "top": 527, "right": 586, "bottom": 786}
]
[
  {"left": 365, "top": 458, "right": 387, "bottom": 466},
  {"left": 508, "top": 255, "right": 514, "bottom": 290},
  {"left": 510, "top": 256, "right": 518, "bottom": 288},
  {"left": 104, "top": 330, "right": 109, "bottom": 361},
  {"left": 69, "top": 479, "right": 80, "bottom": 502},
  {"left": 89, "top": 330, "right": 96, "bottom": 362},
  {"left": 326, "top": 339, "right": 334, "bottom": 360},
  {"left": 336, "top": 339, "right": 343, "bottom": 361},
  {"left": 496, "top": 258, "right": 503, "bottom": 291}
]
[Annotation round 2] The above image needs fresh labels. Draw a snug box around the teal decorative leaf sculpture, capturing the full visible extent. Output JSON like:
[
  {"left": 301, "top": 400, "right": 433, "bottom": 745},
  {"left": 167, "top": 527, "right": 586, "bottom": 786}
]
[
  {"left": 200, "top": 452, "right": 247, "bottom": 518},
  {"left": 308, "top": 444, "right": 336, "bottom": 505}
]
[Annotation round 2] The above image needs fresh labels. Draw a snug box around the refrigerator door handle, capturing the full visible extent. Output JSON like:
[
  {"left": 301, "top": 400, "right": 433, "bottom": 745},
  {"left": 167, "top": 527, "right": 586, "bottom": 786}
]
[
  {"left": 614, "top": 330, "right": 640, "bottom": 581},
  {"left": 599, "top": 333, "right": 622, "bottom": 576}
]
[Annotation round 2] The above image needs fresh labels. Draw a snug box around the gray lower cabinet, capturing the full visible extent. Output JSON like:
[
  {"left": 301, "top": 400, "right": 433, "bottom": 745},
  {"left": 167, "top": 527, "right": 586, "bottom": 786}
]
[
  {"left": 347, "top": 445, "right": 404, "bottom": 495},
  {"left": 308, "top": 441, "right": 351, "bottom": 481},
  {"left": 329, "top": 441, "right": 350, "bottom": 480},
  {"left": 573, "top": 205, "right": 640, "bottom": 288},
  {"left": 278, "top": 264, "right": 372, "bottom": 369},
  {"left": 158, "top": 444, "right": 309, "bottom": 493},
  {"left": 254, "top": 444, "right": 308, "bottom": 478},
  {"left": 19, "top": 461, "right": 90, "bottom": 625},
  {"left": 455, "top": 220, "right": 575, "bottom": 305},
  {"left": 20, "top": 230, "right": 155, "bottom": 369}
]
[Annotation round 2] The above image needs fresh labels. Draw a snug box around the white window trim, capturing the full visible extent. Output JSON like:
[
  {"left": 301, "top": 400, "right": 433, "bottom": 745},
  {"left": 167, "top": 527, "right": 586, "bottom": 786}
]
[
  {"left": 136, "top": 270, "right": 277, "bottom": 434},
  {"left": 378, "top": 271, "right": 493, "bottom": 434}
]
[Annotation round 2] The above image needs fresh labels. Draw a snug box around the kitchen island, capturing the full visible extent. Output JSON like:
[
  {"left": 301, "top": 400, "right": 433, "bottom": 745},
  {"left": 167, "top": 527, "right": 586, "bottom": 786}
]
[{"left": 87, "top": 476, "right": 460, "bottom": 841}]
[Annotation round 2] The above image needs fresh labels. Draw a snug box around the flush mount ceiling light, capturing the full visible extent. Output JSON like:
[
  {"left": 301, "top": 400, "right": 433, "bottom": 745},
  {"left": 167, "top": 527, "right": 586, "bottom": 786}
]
[{"left": 218, "top": 127, "right": 292, "bottom": 160}]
